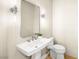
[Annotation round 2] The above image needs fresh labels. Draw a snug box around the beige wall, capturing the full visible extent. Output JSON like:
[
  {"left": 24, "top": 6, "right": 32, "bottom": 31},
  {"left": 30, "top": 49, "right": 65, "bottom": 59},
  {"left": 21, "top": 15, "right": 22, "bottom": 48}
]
[{"left": 52, "top": 0, "right": 78, "bottom": 58}]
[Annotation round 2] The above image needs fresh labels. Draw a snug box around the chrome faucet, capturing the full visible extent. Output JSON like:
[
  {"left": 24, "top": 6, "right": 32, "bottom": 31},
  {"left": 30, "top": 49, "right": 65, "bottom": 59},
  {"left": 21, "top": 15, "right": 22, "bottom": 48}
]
[{"left": 32, "top": 35, "right": 38, "bottom": 41}]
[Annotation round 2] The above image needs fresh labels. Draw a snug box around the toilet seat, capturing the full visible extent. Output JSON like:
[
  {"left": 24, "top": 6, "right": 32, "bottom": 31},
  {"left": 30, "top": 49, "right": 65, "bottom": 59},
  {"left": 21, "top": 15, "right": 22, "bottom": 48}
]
[{"left": 53, "top": 44, "right": 65, "bottom": 53}]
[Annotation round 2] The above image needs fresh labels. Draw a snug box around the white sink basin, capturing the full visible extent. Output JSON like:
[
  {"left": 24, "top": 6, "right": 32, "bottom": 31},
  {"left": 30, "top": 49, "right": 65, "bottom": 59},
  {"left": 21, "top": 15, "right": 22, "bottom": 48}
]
[{"left": 16, "top": 37, "right": 53, "bottom": 59}]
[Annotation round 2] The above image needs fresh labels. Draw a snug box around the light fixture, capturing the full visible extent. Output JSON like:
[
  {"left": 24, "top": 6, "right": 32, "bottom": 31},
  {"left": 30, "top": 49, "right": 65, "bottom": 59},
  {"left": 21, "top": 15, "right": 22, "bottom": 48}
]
[
  {"left": 9, "top": 6, "right": 17, "bottom": 14},
  {"left": 40, "top": 7, "right": 46, "bottom": 18}
]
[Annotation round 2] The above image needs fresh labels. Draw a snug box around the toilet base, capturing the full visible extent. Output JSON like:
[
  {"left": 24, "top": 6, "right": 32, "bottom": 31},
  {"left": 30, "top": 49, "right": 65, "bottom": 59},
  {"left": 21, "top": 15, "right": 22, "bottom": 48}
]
[
  {"left": 56, "top": 54, "right": 64, "bottom": 59},
  {"left": 50, "top": 51, "right": 64, "bottom": 59}
]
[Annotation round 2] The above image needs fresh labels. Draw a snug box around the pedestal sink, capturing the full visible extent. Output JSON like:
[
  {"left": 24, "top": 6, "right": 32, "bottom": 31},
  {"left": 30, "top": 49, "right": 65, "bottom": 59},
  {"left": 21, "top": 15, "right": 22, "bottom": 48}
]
[{"left": 16, "top": 37, "right": 53, "bottom": 59}]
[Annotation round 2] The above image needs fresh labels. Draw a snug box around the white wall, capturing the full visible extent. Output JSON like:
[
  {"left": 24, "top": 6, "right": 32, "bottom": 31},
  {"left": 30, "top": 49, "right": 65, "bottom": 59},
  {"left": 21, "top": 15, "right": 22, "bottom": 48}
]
[
  {"left": 52, "top": 0, "right": 78, "bottom": 58},
  {"left": 40, "top": 0, "right": 52, "bottom": 37},
  {"left": 0, "top": 0, "right": 8, "bottom": 58}
]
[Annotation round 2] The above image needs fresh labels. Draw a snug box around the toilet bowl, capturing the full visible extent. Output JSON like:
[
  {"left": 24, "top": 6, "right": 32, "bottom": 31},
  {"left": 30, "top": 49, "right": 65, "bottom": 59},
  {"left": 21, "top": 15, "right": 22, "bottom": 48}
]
[
  {"left": 47, "top": 38, "right": 65, "bottom": 59},
  {"left": 50, "top": 44, "right": 65, "bottom": 59}
]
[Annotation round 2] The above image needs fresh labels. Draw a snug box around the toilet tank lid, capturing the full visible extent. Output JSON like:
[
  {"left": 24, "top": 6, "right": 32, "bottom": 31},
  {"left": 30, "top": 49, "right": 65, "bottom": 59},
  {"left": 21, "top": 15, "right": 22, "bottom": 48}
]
[{"left": 53, "top": 44, "right": 65, "bottom": 50}]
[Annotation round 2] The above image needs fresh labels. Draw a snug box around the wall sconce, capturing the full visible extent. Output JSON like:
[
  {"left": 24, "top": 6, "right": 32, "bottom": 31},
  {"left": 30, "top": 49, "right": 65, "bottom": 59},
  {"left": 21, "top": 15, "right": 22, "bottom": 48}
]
[
  {"left": 9, "top": 6, "right": 17, "bottom": 14},
  {"left": 40, "top": 7, "right": 46, "bottom": 18},
  {"left": 41, "top": 14, "right": 45, "bottom": 18}
]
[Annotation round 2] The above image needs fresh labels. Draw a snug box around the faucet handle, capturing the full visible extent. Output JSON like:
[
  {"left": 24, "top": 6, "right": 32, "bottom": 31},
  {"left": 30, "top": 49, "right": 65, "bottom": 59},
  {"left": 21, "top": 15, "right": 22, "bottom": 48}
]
[
  {"left": 32, "top": 35, "right": 38, "bottom": 40},
  {"left": 32, "top": 35, "right": 35, "bottom": 41}
]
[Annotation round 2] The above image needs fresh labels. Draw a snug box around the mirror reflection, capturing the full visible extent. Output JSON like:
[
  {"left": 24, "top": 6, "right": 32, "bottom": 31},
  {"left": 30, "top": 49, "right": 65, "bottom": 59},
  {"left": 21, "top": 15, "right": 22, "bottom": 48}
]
[{"left": 20, "top": 0, "right": 40, "bottom": 38}]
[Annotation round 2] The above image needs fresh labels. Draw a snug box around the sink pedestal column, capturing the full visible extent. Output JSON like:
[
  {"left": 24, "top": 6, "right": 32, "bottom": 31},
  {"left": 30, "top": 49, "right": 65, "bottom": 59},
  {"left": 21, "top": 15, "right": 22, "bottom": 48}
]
[{"left": 31, "top": 51, "right": 41, "bottom": 59}]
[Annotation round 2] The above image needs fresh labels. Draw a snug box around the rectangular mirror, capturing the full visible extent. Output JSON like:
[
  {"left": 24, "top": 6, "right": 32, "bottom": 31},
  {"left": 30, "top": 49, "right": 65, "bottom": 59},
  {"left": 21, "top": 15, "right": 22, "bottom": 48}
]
[{"left": 20, "top": 0, "right": 40, "bottom": 38}]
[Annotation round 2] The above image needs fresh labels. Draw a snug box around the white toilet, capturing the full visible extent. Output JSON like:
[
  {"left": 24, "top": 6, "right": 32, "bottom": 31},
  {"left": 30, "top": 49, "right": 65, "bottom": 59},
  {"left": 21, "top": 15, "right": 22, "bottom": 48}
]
[
  {"left": 47, "top": 40, "right": 65, "bottom": 59},
  {"left": 50, "top": 44, "right": 65, "bottom": 59}
]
